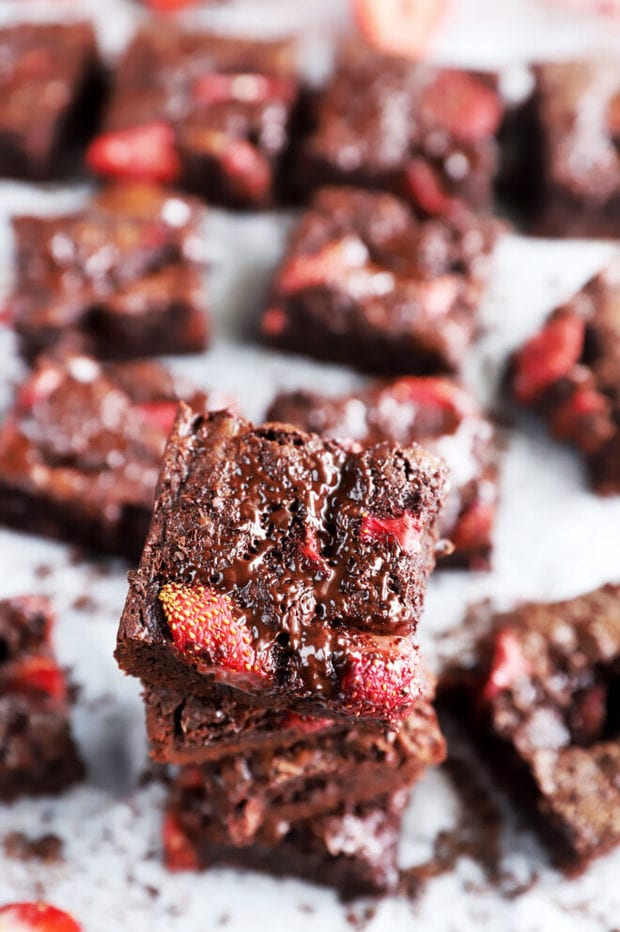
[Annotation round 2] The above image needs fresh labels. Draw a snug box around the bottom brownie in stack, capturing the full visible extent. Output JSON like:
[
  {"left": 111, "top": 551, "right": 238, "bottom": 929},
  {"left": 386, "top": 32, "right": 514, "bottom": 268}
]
[{"left": 145, "top": 679, "right": 445, "bottom": 895}]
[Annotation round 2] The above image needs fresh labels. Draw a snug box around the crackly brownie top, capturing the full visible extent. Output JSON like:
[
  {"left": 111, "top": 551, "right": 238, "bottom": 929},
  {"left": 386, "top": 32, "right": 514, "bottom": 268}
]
[
  {"left": 263, "top": 187, "right": 497, "bottom": 343},
  {"left": 534, "top": 59, "right": 620, "bottom": 201},
  {"left": 509, "top": 259, "right": 620, "bottom": 491},
  {"left": 0, "top": 595, "right": 69, "bottom": 708},
  {"left": 10, "top": 182, "right": 205, "bottom": 330},
  {"left": 305, "top": 43, "right": 503, "bottom": 182},
  {"left": 124, "top": 406, "right": 447, "bottom": 722},
  {"left": 0, "top": 23, "right": 97, "bottom": 137},
  {"left": 0, "top": 354, "right": 212, "bottom": 515}
]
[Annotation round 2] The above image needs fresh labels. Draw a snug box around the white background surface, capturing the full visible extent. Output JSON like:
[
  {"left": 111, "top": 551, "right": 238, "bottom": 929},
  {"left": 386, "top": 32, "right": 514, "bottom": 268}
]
[{"left": 2, "top": 1, "right": 620, "bottom": 929}]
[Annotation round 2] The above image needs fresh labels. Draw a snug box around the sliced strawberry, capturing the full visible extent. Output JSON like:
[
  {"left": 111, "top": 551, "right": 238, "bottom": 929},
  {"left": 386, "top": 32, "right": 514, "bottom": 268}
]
[
  {"left": 162, "top": 812, "right": 199, "bottom": 871},
  {"left": 158, "top": 583, "right": 271, "bottom": 686},
  {"left": 277, "top": 237, "right": 368, "bottom": 294},
  {"left": 421, "top": 70, "right": 503, "bottom": 142},
  {"left": 360, "top": 512, "right": 422, "bottom": 554},
  {"left": 550, "top": 384, "right": 614, "bottom": 453},
  {"left": 352, "top": 0, "right": 448, "bottom": 59},
  {"left": 480, "top": 630, "right": 529, "bottom": 703},
  {"left": 0, "top": 902, "right": 81, "bottom": 932},
  {"left": 261, "top": 306, "right": 287, "bottom": 337},
  {"left": 404, "top": 159, "right": 457, "bottom": 216},
  {"left": 193, "top": 73, "right": 294, "bottom": 106},
  {"left": 86, "top": 123, "right": 181, "bottom": 184},
  {"left": 386, "top": 376, "right": 477, "bottom": 420},
  {"left": 136, "top": 401, "right": 179, "bottom": 435},
  {"left": 512, "top": 312, "right": 586, "bottom": 404},
  {"left": 341, "top": 635, "right": 419, "bottom": 721},
  {"left": 5, "top": 657, "right": 67, "bottom": 702},
  {"left": 450, "top": 499, "right": 495, "bottom": 555}
]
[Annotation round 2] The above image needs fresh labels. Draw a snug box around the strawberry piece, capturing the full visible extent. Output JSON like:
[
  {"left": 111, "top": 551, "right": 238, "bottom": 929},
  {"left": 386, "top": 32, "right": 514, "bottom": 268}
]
[
  {"left": 136, "top": 401, "right": 179, "bottom": 435},
  {"left": 386, "top": 376, "right": 477, "bottom": 420},
  {"left": 5, "top": 657, "right": 67, "bottom": 703},
  {"left": 261, "top": 306, "right": 287, "bottom": 337},
  {"left": 360, "top": 512, "right": 422, "bottom": 553},
  {"left": 512, "top": 312, "right": 586, "bottom": 404},
  {"left": 193, "top": 73, "right": 294, "bottom": 106},
  {"left": 421, "top": 71, "right": 503, "bottom": 142},
  {"left": 450, "top": 500, "right": 495, "bottom": 555},
  {"left": 86, "top": 123, "right": 181, "bottom": 184},
  {"left": 277, "top": 237, "right": 368, "bottom": 294},
  {"left": 404, "top": 159, "right": 457, "bottom": 216},
  {"left": 480, "top": 630, "right": 529, "bottom": 703},
  {"left": 352, "top": 0, "right": 448, "bottom": 59},
  {"left": 341, "top": 636, "right": 420, "bottom": 721},
  {"left": 550, "top": 384, "right": 613, "bottom": 453},
  {"left": 0, "top": 902, "right": 81, "bottom": 932},
  {"left": 158, "top": 583, "right": 271, "bottom": 686},
  {"left": 162, "top": 812, "right": 199, "bottom": 871}
]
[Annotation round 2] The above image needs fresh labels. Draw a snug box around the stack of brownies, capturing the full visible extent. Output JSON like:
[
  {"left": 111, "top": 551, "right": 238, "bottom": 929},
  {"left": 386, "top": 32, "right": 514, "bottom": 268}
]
[{"left": 115, "top": 406, "right": 449, "bottom": 895}]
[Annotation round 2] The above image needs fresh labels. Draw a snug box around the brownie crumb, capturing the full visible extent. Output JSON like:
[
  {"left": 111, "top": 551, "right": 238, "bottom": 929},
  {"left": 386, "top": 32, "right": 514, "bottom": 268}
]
[
  {"left": 72, "top": 595, "right": 99, "bottom": 613},
  {"left": 35, "top": 564, "right": 53, "bottom": 579},
  {"left": 3, "top": 831, "right": 64, "bottom": 864}
]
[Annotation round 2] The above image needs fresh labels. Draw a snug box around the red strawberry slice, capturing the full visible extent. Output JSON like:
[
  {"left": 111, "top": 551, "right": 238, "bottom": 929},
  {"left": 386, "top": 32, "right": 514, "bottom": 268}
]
[
  {"left": 341, "top": 635, "right": 420, "bottom": 721},
  {"left": 86, "top": 123, "right": 181, "bottom": 184},
  {"left": 193, "top": 73, "right": 294, "bottom": 106},
  {"left": 386, "top": 376, "right": 477, "bottom": 420},
  {"left": 352, "top": 0, "right": 448, "bottom": 59},
  {"left": 5, "top": 657, "right": 67, "bottom": 703},
  {"left": 261, "top": 306, "right": 287, "bottom": 337},
  {"left": 480, "top": 630, "right": 529, "bottom": 703},
  {"left": 277, "top": 237, "right": 369, "bottom": 294},
  {"left": 551, "top": 384, "right": 613, "bottom": 452},
  {"left": 404, "top": 159, "right": 457, "bottom": 216},
  {"left": 450, "top": 500, "right": 495, "bottom": 555},
  {"left": 360, "top": 512, "right": 422, "bottom": 553},
  {"left": 421, "top": 71, "right": 503, "bottom": 142},
  {"left": 159, "top": 583, "right": 271, "bottom": 686},
  {"left": 162, "top": 812, "right": 199, "bottom": 871},
  {"left": 136, "top": 401, "right": 179, "bottom": 435},
  {"left": 0, "top": 903, "right": 80, "bottom": 932},
  {"left": 512, "top": 311, "right": 585, "bottom": 404}
]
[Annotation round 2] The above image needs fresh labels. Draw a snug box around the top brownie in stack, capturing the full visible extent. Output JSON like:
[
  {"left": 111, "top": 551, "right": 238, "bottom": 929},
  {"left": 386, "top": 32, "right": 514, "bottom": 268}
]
[
  {"left": 507, "top": 259, "right": 620, "bottom": 495},
  {"left": 298, "top": 42, "right": 504, "bottom": 215},
  {"left": 268, "top": 376, "right": 498, "bottom": 569},
  {"left": 116, "top": 406, "right": 448, "bottom": 725},
  {"left": 9, "top": 183, "right": 209, "bottom": 364},
  {"left": 87, "top": 25, "right": 302, "bottom": 209},
  {"left": 261, "top": 186, "right": 498, "bottom": 374},
  {"left": 0, "top": 23, "right": 104, "bottom": 180}
]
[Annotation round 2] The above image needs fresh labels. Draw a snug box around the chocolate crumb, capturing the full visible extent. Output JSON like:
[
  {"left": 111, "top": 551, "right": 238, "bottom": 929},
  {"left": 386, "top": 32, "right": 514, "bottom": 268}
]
[
  {"left": 72, "top": 594, "right": 98, "bottom": 613},
  {"left": 3, "top": 831, "right": 64, "bottom": 864}
]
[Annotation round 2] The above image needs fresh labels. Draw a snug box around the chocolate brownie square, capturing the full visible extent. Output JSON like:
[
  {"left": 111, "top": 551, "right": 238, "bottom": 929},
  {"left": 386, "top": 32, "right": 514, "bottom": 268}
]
[
  {"left": 9, "top": 183, "right": 209, "bottom": 365},
  {"left": 441, "top": 584, "right": 620, "bottom": 873},
  {"left": 268, "top": 376, "right": 498, "bottom": 569},
  {"left": 520, "top": 59, "right": 620, "bottom": 237},
  {"left": 87, "top": 25, "right": 302, "bottom": 209},
  {"left": 297, "top": 42, "right": 504, "bottom": 215},
  {"left": 0, "top": 23, "right": 104, "bottom": 181},
  {"left": 163, "top": 786, "right": 410, "bottom": 897},
  {"left": 508, "top": 260, "right": 620, "bottom": 494},
  {"left": 0, "top": 354, "right": 222, "bottom": 559},
  {"left": 260, "top": 187, "right": 498, "bottom": 374},
  {"left": 116, "top": 406, "right": 448, "bottom": 725},
  {"left": 0, "top": 596, "right": 83, "bottom": 801}
]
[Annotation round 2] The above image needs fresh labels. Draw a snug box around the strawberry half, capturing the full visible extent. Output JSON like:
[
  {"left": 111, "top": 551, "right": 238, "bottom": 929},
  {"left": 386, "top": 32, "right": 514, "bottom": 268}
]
[
  {"left": 0, "top": 903, "right": 81, "bottom": 932},
  {"left": 5, "top": 657, "right": 67, "bottom": 703},
  {"left": 162, "top": 812, "right": 199, "bottom": 871},
  {"left": 86, "top": 123, "right": 181, "bottom": 184},
  {"left": 512, "top": 311, "right": 585, "bottom": 404},
  {"left": 352, "top": 0, "right": 448, "bottom": 59},
  {"left": 421, "top": 71, "right": 503, "bottom": 143},
  {"left": 158, "top": 583, "right": 271, "bottom": 686},
  {"left": 480, "top": 629, "right": 529, "bottom": 703},
  {"left": 341, "top": 635, "right": 420, "bottom": 721},
  {"left": 360, "top": 512, "right": 422, "bottom": 554}
]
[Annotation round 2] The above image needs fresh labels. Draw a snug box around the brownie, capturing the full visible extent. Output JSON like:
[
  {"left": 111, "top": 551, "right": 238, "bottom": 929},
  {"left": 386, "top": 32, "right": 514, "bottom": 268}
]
[
  {"left": 260, "top": 187, "right": 499, "bottom": 374},
  {"left": 9, "top": 183, "right": 209, "bottom": 365},
  {"left": 116, "top": 406, "right": 448, "bottom": 725},
  {"left": 0, "top": 596, "right": 83, "bottom": 801},
  {"left": 268, "top": 376, "right": 498, "bottom": 569},
  {"left": 507, "top": 261, "right": 620, "bottom": 495},
  {"left": 0, "top": 23, "right": 104, "bottom": 181},
  {"left": 518, "top": 59, "right": 620, "bottom": 237},
  {"left": 297, "top": 43, "right": 504, "bottom": 215},
  {"left": 0, "top": 354, "right": 223, "bottom": 560},
  {"left": 87, "top": 25, "right": 302, "bottom": 209},
  {"left": 163, "top": 786, "right": 410, "bottom": 897},
  {"left": 441, "top": 584, "right": 620, "bottom": 873}
]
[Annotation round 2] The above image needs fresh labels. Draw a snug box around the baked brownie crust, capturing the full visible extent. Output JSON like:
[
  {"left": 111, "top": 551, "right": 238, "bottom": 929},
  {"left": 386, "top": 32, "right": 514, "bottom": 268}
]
[
  {"left": 116, "top": 406, "right": 447, "bottom": 724},
  {"left": 261, "top": 187, "right": 498, "bottom": 374}
]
